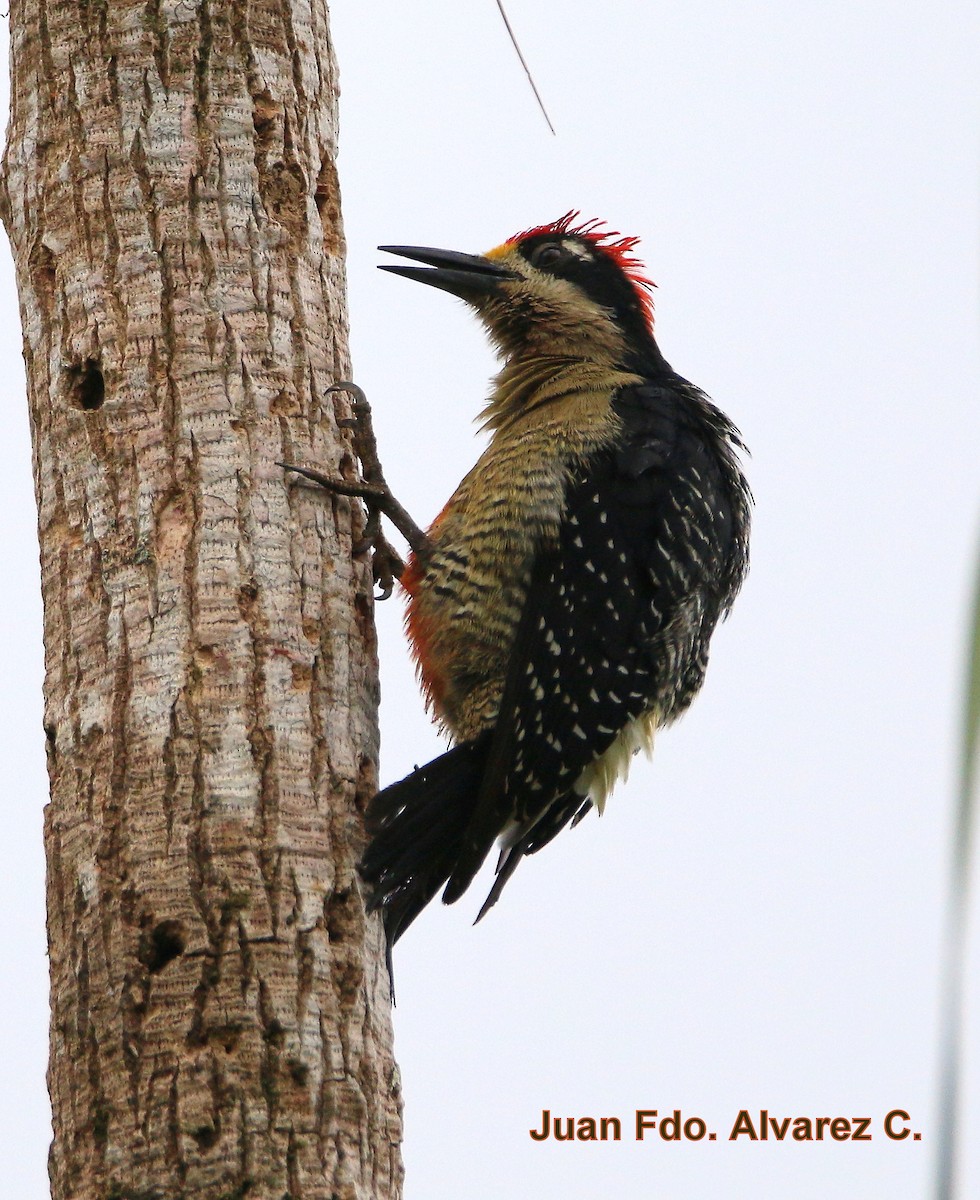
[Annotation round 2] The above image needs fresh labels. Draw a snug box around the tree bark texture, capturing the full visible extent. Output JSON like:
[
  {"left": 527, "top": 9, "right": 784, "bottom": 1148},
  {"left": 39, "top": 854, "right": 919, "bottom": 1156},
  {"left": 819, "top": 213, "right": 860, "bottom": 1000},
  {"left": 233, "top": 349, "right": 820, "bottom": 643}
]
[{"left": 1, "top": 2, "right": 403, "bottom": 1197}]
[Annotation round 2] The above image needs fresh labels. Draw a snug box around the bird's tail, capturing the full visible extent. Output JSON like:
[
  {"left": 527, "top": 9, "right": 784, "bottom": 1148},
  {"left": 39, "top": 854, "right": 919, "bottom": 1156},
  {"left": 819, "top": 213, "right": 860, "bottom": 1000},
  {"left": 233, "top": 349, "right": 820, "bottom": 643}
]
[{"left": 360, "top": 734, "right": 492, "bottom": 948}]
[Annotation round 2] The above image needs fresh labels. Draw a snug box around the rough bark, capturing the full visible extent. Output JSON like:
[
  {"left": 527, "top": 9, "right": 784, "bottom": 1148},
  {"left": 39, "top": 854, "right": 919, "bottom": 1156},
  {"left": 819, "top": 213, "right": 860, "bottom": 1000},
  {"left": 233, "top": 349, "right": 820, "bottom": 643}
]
[{"left": 0, "top": 1, "right": 403, "bottom": 1197}]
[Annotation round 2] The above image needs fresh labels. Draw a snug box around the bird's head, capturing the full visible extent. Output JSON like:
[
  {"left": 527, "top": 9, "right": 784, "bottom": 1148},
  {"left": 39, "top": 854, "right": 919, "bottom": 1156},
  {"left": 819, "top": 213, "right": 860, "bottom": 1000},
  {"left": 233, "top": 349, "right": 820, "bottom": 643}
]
[{"left": 380, "top": 212, "right": 662, "bottom": 372}]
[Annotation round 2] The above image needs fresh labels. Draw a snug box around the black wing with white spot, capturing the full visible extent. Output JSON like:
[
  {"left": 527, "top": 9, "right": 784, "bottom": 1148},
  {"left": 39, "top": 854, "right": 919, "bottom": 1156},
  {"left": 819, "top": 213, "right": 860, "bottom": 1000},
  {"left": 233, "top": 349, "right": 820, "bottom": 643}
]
[{"left": 442, "top": 379, "right": 749, "bottom": 907}]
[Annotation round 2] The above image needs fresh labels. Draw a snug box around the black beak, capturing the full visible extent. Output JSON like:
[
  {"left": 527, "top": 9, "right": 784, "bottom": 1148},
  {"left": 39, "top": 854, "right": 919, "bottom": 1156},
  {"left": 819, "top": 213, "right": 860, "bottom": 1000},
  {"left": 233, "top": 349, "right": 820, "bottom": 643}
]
[{"left": 378, "top": 245, "right": 517, "bottom": 300}]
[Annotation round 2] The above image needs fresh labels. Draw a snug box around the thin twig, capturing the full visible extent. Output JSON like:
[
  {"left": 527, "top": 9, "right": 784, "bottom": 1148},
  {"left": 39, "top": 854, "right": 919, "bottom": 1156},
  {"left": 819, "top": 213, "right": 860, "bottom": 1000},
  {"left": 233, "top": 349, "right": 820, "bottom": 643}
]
[{"left": 494, "top": 0, "right": 556, "bottom": 136}]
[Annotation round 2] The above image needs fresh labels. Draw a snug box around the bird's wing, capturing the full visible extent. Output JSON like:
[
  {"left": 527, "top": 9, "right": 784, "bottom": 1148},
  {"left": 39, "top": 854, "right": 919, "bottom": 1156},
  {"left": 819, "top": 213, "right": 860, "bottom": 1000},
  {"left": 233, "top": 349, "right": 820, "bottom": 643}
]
[{"left": 442, "top": 381, "right": 737, "bottom": 906}]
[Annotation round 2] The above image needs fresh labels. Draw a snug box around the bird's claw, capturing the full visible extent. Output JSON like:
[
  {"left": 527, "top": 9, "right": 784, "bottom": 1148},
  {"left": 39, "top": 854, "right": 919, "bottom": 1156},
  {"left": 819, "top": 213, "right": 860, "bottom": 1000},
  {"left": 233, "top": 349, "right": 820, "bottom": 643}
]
[
  {"left": 355, "top": 509, "right": 404, "bottom": 599},
  {"left": 281, "top": 461, "right": 404, "bottom": 601},
  {"left": 281, "top": 381, "right": 431, "bottom": 600}
]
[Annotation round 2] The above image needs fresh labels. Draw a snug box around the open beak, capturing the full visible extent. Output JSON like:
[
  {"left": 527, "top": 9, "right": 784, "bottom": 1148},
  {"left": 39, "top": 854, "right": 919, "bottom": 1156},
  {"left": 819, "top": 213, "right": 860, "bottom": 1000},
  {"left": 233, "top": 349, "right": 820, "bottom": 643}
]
[{"left": 378, "top": 245, "right": 517, "bottom": 301}]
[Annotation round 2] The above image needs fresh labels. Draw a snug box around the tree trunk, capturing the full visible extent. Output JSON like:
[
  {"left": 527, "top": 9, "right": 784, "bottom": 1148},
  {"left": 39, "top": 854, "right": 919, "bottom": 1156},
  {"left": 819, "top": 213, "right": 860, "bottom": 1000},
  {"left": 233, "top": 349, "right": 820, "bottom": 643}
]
[{"left": 0, "top": 1, "right": 402, "bottom": 1197}]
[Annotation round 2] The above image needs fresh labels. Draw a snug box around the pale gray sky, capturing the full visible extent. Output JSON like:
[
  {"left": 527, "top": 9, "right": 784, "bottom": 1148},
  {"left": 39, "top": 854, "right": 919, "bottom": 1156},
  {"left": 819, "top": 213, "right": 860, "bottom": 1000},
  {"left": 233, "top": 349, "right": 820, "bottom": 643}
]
[{"left": 2, "top": 2, "right": 979, "bottom": 1197}]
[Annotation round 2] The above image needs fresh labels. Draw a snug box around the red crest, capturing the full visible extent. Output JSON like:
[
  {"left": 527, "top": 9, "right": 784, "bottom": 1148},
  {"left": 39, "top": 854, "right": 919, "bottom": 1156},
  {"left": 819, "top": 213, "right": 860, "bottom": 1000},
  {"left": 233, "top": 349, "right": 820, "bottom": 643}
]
[{"left": 509, "top": 211, "right": 656, "bottom": 327}]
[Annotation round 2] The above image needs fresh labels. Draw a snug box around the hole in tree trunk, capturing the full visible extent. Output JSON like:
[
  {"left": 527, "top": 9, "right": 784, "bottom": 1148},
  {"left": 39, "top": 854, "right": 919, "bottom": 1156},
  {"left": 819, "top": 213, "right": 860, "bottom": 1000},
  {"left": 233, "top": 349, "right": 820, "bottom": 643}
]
[
  {"left": 139, "top": 919, "right": 187, "bottom": 973},
  {"left": 67, "top": 359, "right": 105, "bottom": 410}
]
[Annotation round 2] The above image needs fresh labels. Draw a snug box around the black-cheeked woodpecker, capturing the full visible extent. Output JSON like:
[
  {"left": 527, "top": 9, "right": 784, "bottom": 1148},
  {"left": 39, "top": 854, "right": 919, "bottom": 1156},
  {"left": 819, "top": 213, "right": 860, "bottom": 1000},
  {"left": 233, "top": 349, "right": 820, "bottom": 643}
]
[{"left": 330, "top": 213, "right": 752, "bottom": 949}]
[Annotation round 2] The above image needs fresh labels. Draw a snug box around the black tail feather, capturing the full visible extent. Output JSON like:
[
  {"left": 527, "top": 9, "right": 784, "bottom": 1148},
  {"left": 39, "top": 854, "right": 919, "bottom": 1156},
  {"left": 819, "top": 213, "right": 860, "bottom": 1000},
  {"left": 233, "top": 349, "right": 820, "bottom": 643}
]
[
  {"left": 474, "top": 791, "right": 592, "bottom": 923},
  {"left": 360, "top": 735, "right": 492, "bottom": 946},
  {"left": 361, "top": 736, "right": 594, "bottom": 949}
]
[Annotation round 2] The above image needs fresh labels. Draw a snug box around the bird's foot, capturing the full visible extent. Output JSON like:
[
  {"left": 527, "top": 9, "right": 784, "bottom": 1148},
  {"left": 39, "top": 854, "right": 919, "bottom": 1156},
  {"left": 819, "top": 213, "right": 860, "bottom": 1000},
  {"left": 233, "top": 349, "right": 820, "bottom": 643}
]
[{"left": 281, "top": 382, "right": 432, "bottom": 600}]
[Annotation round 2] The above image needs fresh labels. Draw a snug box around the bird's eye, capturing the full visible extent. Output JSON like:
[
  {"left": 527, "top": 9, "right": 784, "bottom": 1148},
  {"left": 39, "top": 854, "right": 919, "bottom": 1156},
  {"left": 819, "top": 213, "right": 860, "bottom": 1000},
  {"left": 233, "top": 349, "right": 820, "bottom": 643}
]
[{"left": 530, "top": 242, "right": 565, "bottom": 269}]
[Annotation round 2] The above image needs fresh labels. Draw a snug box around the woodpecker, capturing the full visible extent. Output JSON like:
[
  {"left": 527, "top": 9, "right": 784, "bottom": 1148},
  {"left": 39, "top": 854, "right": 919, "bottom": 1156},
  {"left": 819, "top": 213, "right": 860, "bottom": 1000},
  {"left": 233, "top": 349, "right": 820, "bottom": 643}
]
[{"left": 354, "top": 212, "right": 751, "bottom": 947}]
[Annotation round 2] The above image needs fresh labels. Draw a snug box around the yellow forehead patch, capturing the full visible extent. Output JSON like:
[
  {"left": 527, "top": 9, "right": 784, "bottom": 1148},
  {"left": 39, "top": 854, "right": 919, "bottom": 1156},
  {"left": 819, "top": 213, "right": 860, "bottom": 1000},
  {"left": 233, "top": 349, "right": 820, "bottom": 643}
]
[{"left": 484, "top": 241, "right": 516, "bottom": 261}]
